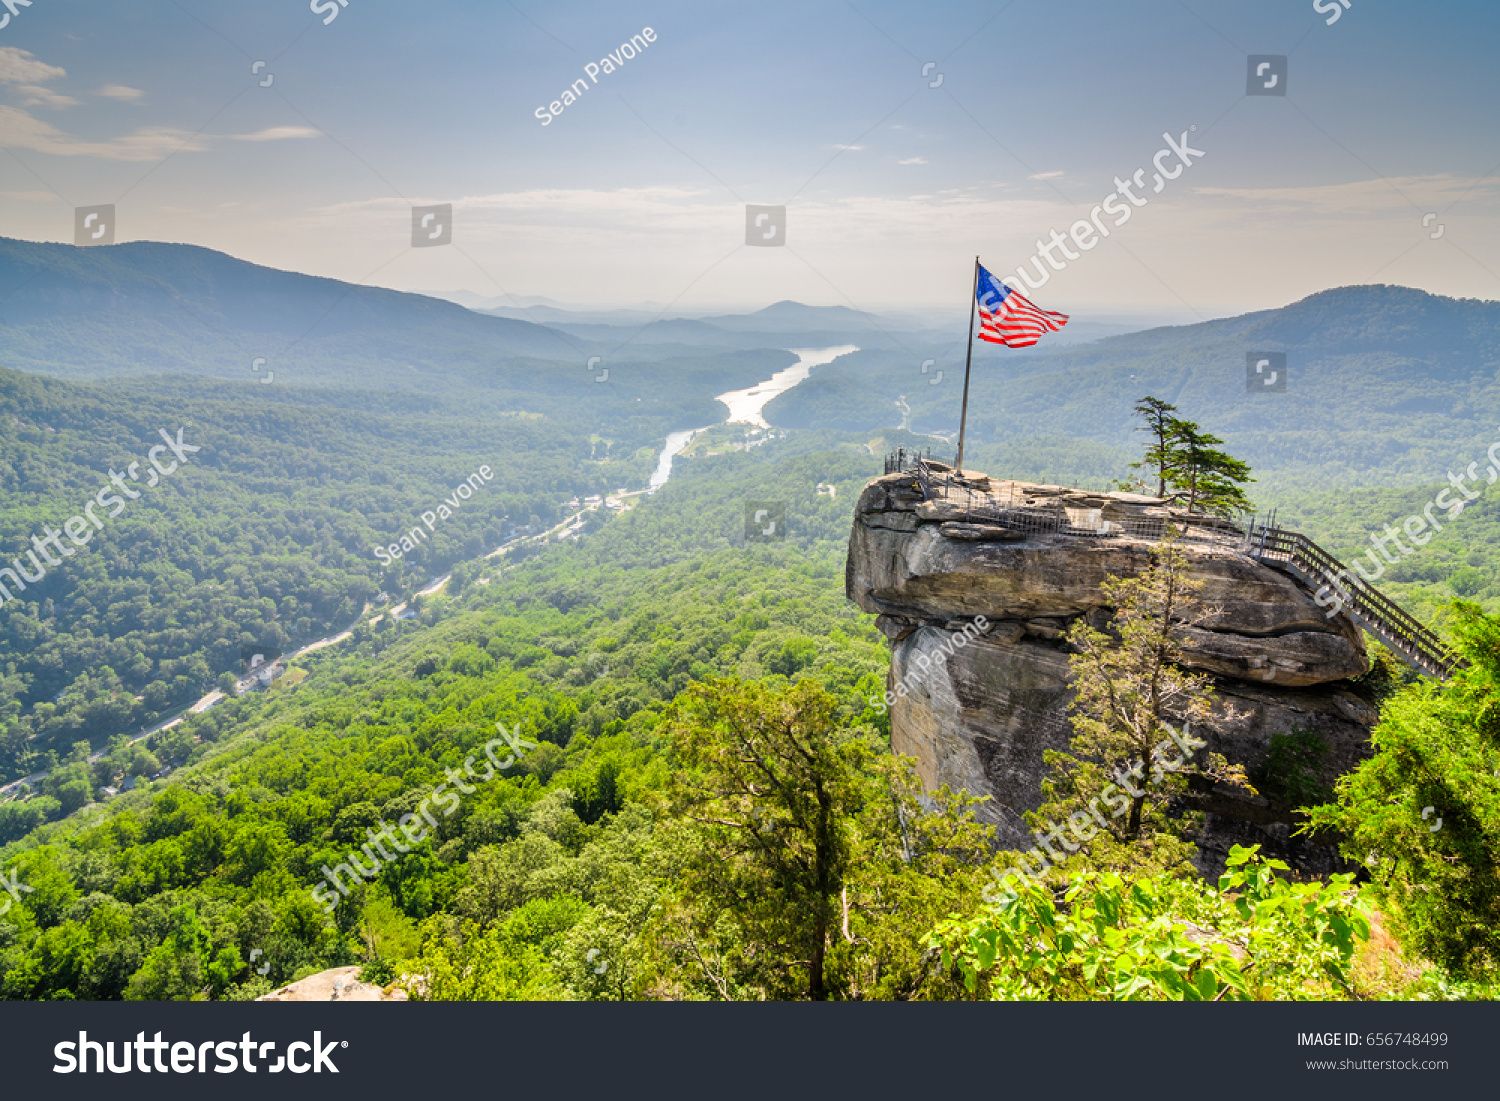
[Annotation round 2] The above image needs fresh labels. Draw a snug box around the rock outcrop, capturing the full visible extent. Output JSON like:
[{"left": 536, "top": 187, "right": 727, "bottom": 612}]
[
  {"left": 847, "top": 469, "right": 1378, "bottom": 875},
  {"left": 257, "top": 966, "right": 408, "bottom": 1001}
]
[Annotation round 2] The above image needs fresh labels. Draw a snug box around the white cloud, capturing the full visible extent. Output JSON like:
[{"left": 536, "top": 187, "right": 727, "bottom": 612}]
[
  {"left": 1191, "top": 174, "right": 1495, "bottom": 214},
  {"left": 46, "top": 176, "right": 1498, "bottom": 316},
  {"left": 15, "top": 84, "right": 77, "bottom": 108},
  {"left": 97, "top": 84, "right": 146, "bottom": 102},
  {"left": 0, "top": 47, "right": 66, "bottom": 86},
  {"left": 1029, "top": 170, "right": 1064, "bottom": 180},
  {"left": 0, "top": 106, "right": 208, "bottom": 160},
  {"left": 232, "top": 126, "right": 322, "bottom": 142},
  {"left": 0, "top": 48, "right": 74, "bottom": 107},
  {"left": 0, "top": 110, "right": 321, "bottom": 160},
  {"left": 899, "top": 156, "right": 927, "bottom": 165},
  {"left": 833, "top": 143, "right": 863, "bottom": 151}
]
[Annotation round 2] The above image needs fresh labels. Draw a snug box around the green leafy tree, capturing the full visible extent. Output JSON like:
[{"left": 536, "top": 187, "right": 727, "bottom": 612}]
[
  {"left": 658, "top": 678, "right": 863, "bottom": 1000},
  {"left": 930, "top": 846, "right": 1370, "bottom": 1000},
  {"left": 654, "top": 678, "right": 994, "bottom": 1000},
  {"left": 1126, "top": 397, "right": 1254, "bottom": 515},
  {"left": 124, "top": 905, "right": 213, "bottom": 1000},
  {"left": 1168, "top": 418, "right": 1254, "bottom": 517},
  {"left": 1308, "top": 602, "right": 1500, "bottom": 977},
  {"left": 1129, "top": 396, "right": 1180, "bottom": 497},
  {"left": 413, "top": 915, "right": 567, "bottom": 1000},
  {"left": 1031, "top": 538, "right": 1249, "bottom": 882},
  {"left": 825, "top": 757, "right": 994, "bottom": 1000}
]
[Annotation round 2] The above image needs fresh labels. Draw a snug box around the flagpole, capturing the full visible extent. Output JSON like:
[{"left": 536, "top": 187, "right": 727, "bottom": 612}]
[{"left": 954, "top": 255, "right": 980, "bottom": 476}]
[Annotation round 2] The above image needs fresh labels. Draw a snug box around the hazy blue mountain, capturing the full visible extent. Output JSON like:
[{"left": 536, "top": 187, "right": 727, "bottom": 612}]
[
  {"left": 0, "top": 237, "right": 581, "bottom": 388},
  {"left": 697, "top": 300, "right": 906, "bottom": 333},
  {"left": 764, "top": 285, "right": 1500, "bottom": 492},
  {"left": 0, "top": 239, "right": 797, "bottom": 428},
  {"left": 477, "top": 303, "right": 671, "bottom": 327}
]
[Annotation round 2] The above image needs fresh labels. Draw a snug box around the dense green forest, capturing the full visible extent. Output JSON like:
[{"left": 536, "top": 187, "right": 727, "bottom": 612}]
[
  {"left": 1, "top": 424, "right": 1496, "bottom": 1000},
  {"left": 1, "top": 246, "right": 1497, "bottom": 1001},
  {"left": 0, "top": 367, "right": 632, "bottom": 780}
]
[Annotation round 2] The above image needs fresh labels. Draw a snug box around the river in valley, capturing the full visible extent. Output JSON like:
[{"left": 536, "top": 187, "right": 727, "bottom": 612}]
[{"left": 648, "top": 344, "right": 858, "bottom": 491}]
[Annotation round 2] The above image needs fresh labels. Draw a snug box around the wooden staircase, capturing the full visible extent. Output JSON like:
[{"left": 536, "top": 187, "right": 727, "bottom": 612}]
[{"left": 1249, "top": 525, "right": 1464, "bottom": 681}]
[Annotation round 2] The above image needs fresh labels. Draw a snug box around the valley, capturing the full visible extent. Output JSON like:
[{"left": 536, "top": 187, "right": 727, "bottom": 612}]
[{"left": 0, "top": 240, "right": 1495, "bottom": 1008}]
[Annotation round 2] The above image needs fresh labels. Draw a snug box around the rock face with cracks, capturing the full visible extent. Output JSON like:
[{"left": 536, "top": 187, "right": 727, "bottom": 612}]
[{"left": 846, "top": 470, "right": 1378, "bottom": 875}]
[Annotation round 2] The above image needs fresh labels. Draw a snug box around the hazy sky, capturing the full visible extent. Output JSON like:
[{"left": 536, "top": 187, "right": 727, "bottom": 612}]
[{"left": 0, "top": 0, "right": 1496, "bottom": 321}]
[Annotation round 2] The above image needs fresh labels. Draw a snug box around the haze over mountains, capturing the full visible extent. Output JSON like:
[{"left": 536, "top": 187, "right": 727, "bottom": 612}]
[
  {"left": 0, "top": 238, "right": 580, "bottom": 386},
  {"left": 2, "top": 236, "right": 1497, "bottom": 493},
  {"left": 767, "top": 285, "right": 1500, "bottom": 492}
]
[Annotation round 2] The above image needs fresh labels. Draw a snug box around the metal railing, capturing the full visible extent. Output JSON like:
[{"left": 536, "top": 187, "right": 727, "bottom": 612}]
[
  {"left": 885, "top": 451, "right": 1246, "bottom": 547},
  {"left": 884, "top": 447, "right": 945, "bottom": 475},
  {"left": 1246, "top": 524, "right": 1465, "bottom": 680},
  {"left": 879, "top": 450, "right": 1466, "bottom": 680}
]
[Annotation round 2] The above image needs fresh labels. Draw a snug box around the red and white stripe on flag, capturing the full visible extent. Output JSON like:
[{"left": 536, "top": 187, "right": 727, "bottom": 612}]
[
  {"left": 973, "top": 264, "right": 1069, "bottom": 347},
  {"left": 977, "top": 290, "right": 1069, "bottom": 347}
]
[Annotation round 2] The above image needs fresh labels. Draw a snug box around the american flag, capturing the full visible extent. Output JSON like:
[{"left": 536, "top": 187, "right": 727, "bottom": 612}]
[{"left": 974, "top": 263, "right": 1069, "bottom": 347}]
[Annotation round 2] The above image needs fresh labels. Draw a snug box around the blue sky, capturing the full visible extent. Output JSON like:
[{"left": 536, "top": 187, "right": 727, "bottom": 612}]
[{"left": 0, "top": 0, "right": 1496, "bottom": 320}]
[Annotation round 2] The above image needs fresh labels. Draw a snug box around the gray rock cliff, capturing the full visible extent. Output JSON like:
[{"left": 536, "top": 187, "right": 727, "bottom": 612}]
[{"left": 847, "top": 470, "right": 1377, "bottom": 875}]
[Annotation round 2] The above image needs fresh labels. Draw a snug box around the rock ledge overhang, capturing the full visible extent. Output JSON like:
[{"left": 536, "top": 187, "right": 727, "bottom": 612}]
[{"left": 846, "top": 471, "right": 1368, "bottom": 688}]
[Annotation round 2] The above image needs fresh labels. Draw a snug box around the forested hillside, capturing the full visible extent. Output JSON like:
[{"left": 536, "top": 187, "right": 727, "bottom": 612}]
[
  {"left": 0, "top": 429, "right": 1495, "bottom": 1001},
  {"left": 0, "top": 442, "right": 902, "bottom": 998},
  {"left": 0, "top": 365, "right": 660, "bottom": 781},
  {"left": 0, "top": 249, "right": 1496, "bottom": 1003},
  {"left": 767, "top": 286, "right": 1500, "bottom": 492}
]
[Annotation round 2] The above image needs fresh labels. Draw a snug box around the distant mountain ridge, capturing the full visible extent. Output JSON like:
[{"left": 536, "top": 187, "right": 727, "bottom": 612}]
[
  {"left": 764, "top": 284, "right": 1500, "bottom": 491},
  {"left": 0, "top": 237, "right": 579, "bottom": 387},
  {"left": 6, "top": 237, "right": 1494, "bottom": 491}
]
